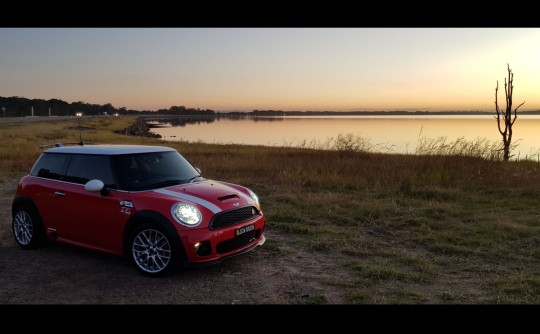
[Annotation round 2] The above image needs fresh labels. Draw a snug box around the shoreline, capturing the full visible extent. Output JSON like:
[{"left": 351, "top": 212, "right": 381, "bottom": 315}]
[{"left": 114, "top": 116, "right": 161, "bottom": 138}]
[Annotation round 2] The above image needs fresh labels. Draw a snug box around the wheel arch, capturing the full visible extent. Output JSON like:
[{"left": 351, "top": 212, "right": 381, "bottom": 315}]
[
  {"left": 123, "top": 210, "right": 186, "bottom": 259},
  {"left": 12, "top": 195, "right": 41, "bottom": 219}
]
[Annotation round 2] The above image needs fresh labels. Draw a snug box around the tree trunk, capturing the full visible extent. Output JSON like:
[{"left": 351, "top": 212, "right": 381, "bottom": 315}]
[{"left": 494, "top": 64, "right": 524, "bottom": 161}]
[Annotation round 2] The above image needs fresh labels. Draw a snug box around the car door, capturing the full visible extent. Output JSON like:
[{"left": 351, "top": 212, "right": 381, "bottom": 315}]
[
  {"left": 57, "top": 154, "right": 121, "bottom": 251},
  {"left": 28, "top": 152, "right": 72, "bottom": 228}
]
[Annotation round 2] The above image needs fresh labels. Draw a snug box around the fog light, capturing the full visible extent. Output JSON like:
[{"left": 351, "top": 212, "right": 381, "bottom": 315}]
[{"left": 195, "top": 241, "right": 212, "bottom": 256}]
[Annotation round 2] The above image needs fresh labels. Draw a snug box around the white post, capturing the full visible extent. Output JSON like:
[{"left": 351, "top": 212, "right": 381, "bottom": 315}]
[
  {"left": 31, "top": 106, "right": 34, "bottom": 117},
  {"left": 49, "top": 108, "right": 51, "bottom": 117}
]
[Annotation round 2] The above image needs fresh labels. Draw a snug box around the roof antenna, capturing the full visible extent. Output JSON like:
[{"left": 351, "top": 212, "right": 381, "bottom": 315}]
[{"left": 77, "top": 116, "right": 84, "bottom": 146}]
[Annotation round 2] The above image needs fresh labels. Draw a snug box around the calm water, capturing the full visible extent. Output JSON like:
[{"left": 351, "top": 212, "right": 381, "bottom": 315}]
[{"left": 150, "top": 115, "right": 540, "bottom": 157}]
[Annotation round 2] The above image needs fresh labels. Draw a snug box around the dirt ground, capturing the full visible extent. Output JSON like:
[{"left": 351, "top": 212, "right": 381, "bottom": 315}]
[{"left": 0, "top": 177, "right": 347, "bottom": 304}]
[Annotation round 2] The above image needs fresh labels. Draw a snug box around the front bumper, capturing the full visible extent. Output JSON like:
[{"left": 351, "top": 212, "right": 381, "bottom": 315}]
[
  {"left": 182, "top": 234, "right": 266, "bottom": 268},
  {"left": 179, "top": 214, "right": 266, "bottom": 265}
]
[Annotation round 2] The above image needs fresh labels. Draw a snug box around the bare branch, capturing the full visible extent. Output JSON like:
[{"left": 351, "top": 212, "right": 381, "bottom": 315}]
[
  {"left": 496, "top": 64, "right": 525, "bottom": 161},
  {"left": 511, "top": 101, "right": 525, "bottom": 126},
  {"left": 495, "top": 80, "right": 505, "bottom": 136}
]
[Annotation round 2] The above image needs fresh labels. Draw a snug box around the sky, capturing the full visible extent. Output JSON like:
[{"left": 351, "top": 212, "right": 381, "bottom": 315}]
[{"left": 0, "top": 28, "right": 539, "bottom": 112}]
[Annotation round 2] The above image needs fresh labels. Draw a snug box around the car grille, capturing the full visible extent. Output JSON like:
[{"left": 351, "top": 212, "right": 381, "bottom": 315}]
[
  {"left": 210, "top": 206, "right": 260, "bottom": 229},
  {"left": 216, "top": 229, "right": 261, "bottom": 254}
]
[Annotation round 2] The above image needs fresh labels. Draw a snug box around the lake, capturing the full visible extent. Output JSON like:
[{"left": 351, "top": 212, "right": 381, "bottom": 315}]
[{"left": 150, "top": 115, "right": 540, "bottom": 158}]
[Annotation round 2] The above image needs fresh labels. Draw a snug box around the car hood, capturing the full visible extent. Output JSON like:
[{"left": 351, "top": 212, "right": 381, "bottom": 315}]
[{"left": 151, "top": 180, "right": 255, "bottom": 214}]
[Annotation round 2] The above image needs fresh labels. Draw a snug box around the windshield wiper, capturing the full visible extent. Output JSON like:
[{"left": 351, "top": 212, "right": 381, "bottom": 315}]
[
  {"left": 188, "top": 175, "right": 202, "bottom": 183},
  {"left": 148, "top": 179, "right": 182, "bottom": 189}
]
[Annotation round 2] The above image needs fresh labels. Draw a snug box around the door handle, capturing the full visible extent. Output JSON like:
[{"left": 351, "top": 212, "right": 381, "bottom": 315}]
[{"left": 54, "top": 192, "right": 66, "bottom": 197}]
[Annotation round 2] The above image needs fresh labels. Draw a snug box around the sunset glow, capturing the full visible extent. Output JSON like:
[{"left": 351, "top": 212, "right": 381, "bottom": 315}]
[{"left": 1, "top": 28, "right": 539, "bottom": 111}]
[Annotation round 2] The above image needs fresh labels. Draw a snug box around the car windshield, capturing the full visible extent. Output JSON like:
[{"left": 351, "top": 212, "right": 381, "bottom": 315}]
[{"left": 113, "top": 151, "right": 201, "bottom": 191}]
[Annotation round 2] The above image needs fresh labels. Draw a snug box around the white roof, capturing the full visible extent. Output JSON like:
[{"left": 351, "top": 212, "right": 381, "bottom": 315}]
[{"left": 45, "top": 144, "right": 176, "bottom": 155}]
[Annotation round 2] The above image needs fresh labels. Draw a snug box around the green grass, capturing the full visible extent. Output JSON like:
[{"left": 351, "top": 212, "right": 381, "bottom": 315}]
[
  {"left": 1, "top": 116, "right": 539, "bottom": 304},
  {"left": 306, "top": 294, "right": 328, "bottom": 304}
]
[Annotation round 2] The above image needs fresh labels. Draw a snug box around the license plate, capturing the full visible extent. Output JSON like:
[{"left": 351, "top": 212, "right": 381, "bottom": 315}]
[{"left": 236, "top": 224, "right": 255, "bottom": 236}]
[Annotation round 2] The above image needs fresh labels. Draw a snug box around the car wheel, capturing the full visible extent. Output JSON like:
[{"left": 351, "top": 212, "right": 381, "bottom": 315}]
[
  {"left": 12, "top": 205, "right": 45, "bottom": 249},
  {"left": 130, "top": 223, "right": 179, "bottom": 277}
]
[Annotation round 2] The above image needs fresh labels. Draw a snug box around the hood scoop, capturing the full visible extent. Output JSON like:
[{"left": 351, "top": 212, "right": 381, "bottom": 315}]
[{"left": 217, "top": 194, "right": 240, "bottom": 202}]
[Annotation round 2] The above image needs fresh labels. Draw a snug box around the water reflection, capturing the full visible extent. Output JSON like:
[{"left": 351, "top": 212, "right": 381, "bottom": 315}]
[
  {"left": 148, "top": 115, "right": 540, "bottom": 158},
  {"left": 147, "top": 115, "right": 287, "bottom": 128}
]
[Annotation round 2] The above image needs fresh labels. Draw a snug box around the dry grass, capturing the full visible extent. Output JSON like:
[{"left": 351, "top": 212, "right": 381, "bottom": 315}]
[
  {"left": 1, "top": 116, "right": 539, "bottom": 304},
  {"left": 415, "top": 135, "right": 512, "bottom": 160},
  {"left": 0, "top": 116, "right": 144, "bottom": 180}
]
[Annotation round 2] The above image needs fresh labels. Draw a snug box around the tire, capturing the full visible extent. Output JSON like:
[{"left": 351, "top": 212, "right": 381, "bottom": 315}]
[
  {"left": 129, "top": 223, "right": 180, "bottom": 277},
  {"left": 12, "top": 205, "right": 45, "bottom": 249}
]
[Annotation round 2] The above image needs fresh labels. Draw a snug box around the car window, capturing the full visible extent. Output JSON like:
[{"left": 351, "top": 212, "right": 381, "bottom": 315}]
[
  {"left": 113, "top": 151, "right": 199, "bottom": 190},
  {"left": 64, "top": 154, "right": 115, "bottom": 187},
  {"left": 30, "top": 153, "right": 71, "bottom": 181}
]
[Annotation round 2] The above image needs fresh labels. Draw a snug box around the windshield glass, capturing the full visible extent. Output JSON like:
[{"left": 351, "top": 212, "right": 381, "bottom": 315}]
[{"left": 113, "top": 151, "right": 201, "bottom": 191}]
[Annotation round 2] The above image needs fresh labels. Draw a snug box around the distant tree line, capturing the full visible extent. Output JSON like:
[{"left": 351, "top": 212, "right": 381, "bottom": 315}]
[
  {"left": 247, "top": 109, "right": 540, "bottom": 116},
  {"left": 0, "top": 96, "right": 215, "bottom": 117},
  {"left": 0, "top": 96, "right": 138, "bottom": 117},
  {"left": 248, "top": 110, "right": 417, "bottom": 116},
  {"left": 2, "top": 95, "right": 539, "bottom": 118},
  {"left": 155, "top": 105, "right": 215, "bottom": 116}
]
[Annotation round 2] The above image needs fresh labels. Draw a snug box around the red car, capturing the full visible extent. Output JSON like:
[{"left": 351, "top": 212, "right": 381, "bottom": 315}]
[{"left": 12, "top": 145, "right": 266, "bottom": 276}]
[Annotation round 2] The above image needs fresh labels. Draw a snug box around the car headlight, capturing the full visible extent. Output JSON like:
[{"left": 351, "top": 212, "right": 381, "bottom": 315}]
[
  {"left": 247, "top": 188, "right": 260, "bottom": 206},
  {"left": 171, "top": 203, "right": 202, "bottom": 227}
]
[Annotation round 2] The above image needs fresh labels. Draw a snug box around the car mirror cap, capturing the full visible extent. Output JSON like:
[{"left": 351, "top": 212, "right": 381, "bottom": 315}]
[{"left": 84, "top": 179, "right": 105, "bottom": 192}]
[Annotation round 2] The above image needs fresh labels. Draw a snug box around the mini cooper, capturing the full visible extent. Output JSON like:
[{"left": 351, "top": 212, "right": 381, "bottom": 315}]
[{"left": 12, "top": 144, "right": 266, "bottom": 276}]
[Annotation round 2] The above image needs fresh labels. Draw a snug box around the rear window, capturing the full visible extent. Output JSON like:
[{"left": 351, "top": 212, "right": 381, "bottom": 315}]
[{"left": 30, "top": 153, "right": 70, "bottom": 181}]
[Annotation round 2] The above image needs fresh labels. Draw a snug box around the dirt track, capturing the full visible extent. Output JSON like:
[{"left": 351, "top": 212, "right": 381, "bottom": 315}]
[{"left": 0, "top": 177, "right": 345, "bottom": 304}]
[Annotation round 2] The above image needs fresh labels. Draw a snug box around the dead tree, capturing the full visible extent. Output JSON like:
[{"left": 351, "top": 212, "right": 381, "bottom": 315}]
[{"left": 495, "top": 64, "right": 525, "bottom": 161}]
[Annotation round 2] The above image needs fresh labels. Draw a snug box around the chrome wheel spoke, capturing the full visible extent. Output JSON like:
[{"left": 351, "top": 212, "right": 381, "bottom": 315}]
[
  {"left": 133, "top": 236, "right": 147, "bottom": 249},
  {"left": 140, "top": 231, "right": 152, "bottom": 245},
  {"left": 132, "top": 228, "right": 171, "bottom": 273},
  {"left": 154, "top": 255, "right": 166, "bottom": 268},
  {"left": 22, "top": 230, "right": 30, "bottom": 244},
  {"left": 145, "top": 256, "right": 152, "bottom": 269},
  {"left": 13, "top": 211, "right": 33, "bottom": 246}
]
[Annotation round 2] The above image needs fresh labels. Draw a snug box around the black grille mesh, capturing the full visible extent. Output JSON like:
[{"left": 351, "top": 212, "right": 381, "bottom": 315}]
[
  {"left": 216, "top": 229, "right": 261, "bottom": 254},
  {"left": 210, "top": 206, "right": 260, "bottom": 229}
]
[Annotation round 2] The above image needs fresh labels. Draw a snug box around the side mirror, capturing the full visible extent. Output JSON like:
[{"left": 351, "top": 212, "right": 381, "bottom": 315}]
[
  {"left": 84, "top": 179, "right": 109, "bottom": 196},
  {"left": 195, "top": 167, "right": 202, "bottom": 174}
]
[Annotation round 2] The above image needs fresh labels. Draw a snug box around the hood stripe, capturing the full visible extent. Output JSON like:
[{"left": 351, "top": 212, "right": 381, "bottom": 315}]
[
  {"left": 238, "top": 192, "right": 255, "bottom": 205},
  {"left": 153, "top": 188, "right": 222, "bottom": 214}
]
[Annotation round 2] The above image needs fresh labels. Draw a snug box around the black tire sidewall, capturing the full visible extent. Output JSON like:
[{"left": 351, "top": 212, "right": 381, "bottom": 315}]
[{"left": 129, "top": 223, "right": 180, "bottom": 277}]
